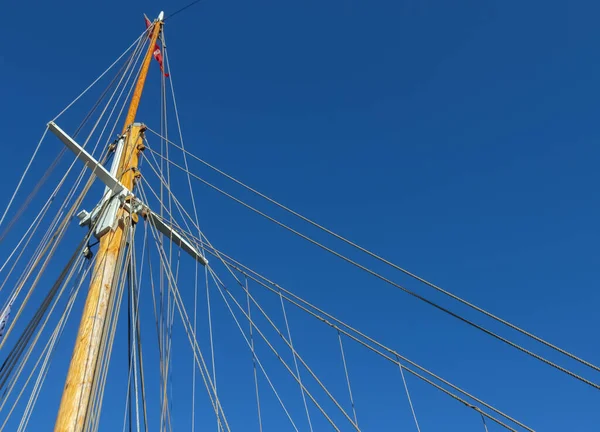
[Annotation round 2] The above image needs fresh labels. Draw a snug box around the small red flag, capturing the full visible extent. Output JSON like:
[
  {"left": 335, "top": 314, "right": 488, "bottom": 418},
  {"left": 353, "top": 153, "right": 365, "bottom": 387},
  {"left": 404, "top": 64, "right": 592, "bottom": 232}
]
[{"left": 144, "top": 17, "right": 169, "bottom": 77}]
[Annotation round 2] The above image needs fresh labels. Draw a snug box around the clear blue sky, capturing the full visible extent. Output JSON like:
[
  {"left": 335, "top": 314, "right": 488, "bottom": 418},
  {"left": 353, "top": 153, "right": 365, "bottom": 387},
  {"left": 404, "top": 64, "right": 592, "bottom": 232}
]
[{"left": 1, "top": 0, "right": 599, "bottom": 430}]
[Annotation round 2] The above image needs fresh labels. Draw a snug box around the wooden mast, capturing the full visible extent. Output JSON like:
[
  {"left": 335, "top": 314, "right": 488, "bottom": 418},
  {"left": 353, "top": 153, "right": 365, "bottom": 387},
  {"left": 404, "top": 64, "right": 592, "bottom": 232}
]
[{"left": 54, "top": 15, "right": 163, "bottom": 432}]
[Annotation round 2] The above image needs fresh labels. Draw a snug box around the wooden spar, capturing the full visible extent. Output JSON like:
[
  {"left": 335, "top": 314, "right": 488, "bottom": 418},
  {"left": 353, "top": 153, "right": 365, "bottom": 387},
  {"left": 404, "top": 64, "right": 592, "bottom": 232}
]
[{"left": 54, "top": 18, "right": 163, "bottom": 432}]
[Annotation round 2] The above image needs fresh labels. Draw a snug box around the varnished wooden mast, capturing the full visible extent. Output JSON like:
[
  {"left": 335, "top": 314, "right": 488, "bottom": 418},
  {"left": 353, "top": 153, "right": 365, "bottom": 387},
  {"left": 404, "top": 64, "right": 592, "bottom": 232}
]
[{"left": 54, "top": 17, "right": 163, "bottom": 432}]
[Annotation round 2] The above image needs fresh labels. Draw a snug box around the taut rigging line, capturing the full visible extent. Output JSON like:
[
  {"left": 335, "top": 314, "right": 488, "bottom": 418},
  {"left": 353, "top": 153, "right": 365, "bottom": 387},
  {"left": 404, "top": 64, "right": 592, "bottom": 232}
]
[{"left": 142, "top": 138, "right": 600, "bottom": 391}]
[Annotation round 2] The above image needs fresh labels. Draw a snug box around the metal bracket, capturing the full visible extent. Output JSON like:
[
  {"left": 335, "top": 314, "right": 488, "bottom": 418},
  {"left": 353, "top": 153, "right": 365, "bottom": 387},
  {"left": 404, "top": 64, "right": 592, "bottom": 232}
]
[{"left": 48, "top": 121, "right": 208, "bottom": 265}]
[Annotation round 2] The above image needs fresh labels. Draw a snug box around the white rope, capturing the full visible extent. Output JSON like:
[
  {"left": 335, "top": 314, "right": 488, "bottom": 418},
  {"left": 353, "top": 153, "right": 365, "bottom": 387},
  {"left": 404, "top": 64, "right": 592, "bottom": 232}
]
[
  {"left": 279, "top": 289, "right": 313, "bottom": 432},
  {"left": 205, "top": 260, "right": 218, "bottom": 432},
  {"left": 162, "top": 36, "right": 212, "bottom": 431},
  {"left": 480, "top": 413, "right": 490, "bottom": 432},
  {"left": 162, "top": 32, "right": 203, "bottom": 245},
  {"left": 52, "top": 29, "right": 147, "bottom": 121},
  {"left": 131, "top": 234, "right": 142, "bottom": 432},
  {"left": 137, "top": 184, "right": 229, "bottom": 431},
  {"left": 15, "top": 258, "right": 90, "bottom": 431},
  {"left": 190, "top": 259, "right": 201, "bottom": 432},
  {"left": 207, "top": 265, "right": 347, "bottom": 431},
  {"left": 148, "top": 126, "right": 600, "bottom": 379},
  {"left": 245, "top": 279, "right": 263, "bottom": 431},
  {"left": 157, "top": 235, "right": 528, "bottom": 431},
  {"left": 0, "top": 128, "right": 48, "bottom": 231},
  {"left": 86, "top": 223, "right": 132, "bottom": 431},
  {"left": 120, "top": 229, "right": 142, "bottom": 432},
  {"left": 1, "top": 39, "right": 142, "bottom": 288},
  {"left": 205, "top": 244, "right": 357, "bottom": 431},
  {"left": 397, "top": 357, "right": 421, "bottom": 432},
  {"left": 2, "top": 256, "right": 86, "bottom": 422},
  {"left": 133, "top": 221, "right": 149, "bottom": 431},
  {"left": 206, "top": 267, "right": 299, "bottom": 432},
  {"left": 337, "top": 331, "right": 359, "bottom": 428},
  {"left": 0, "top": 161, "right": 72, "bottom": 276}
]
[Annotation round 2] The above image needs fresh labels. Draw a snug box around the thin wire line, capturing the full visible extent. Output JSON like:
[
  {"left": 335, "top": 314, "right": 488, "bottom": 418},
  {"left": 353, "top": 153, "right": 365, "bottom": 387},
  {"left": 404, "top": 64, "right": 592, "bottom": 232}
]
[
  {"left": 207, "top": 261, "right": 357, "bottom": 431},
  {"left": 397, "top": 357, "right": 421, "bottom": 432},
  {"left": 140, "top": 144, "right": 600, "bottom": 391},
  {"left": 278, "top": 288, "right": 314, "bottom": 432},
  {"left": 137, "top": 183, "right": 229, "bottom": 431},
  {"left": 481, "top": 413, "right": 490, "bottom": 432},
  {"left": 194, "top": 243, "right": 532, "bottom": 431},
  {"left": 206, "top": 268, "right": 301, "bottom": 432},
  {"left": 0, "top": 128, "right": 48, "bottom": 231},
  {"left": 165, "top": 0, "right": 207, "bottom": 21},
  {"left": 52, "top": 29, "right": 147, "bottom": 121},
  {"left": 337, "top": 331, "right": 359, "bottom": 428},
  {"left": 146, "top": 126, "right": 600, "bottom": 375},
  {"left": 245, "top": 278, "right": 263, "bottom": 432}
]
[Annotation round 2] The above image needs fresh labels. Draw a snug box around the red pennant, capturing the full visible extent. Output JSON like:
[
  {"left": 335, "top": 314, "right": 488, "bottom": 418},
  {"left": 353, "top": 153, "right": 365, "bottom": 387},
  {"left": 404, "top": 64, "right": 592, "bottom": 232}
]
[{"left": 144, "top": 17, "right": 169, "bottom": 77}]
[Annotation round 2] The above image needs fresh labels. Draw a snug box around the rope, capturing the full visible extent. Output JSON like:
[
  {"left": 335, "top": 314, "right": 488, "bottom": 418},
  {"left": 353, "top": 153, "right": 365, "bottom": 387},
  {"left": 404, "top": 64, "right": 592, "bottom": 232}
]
[
  {"left": 278, "top": 288, "right": 314, "bottom": 432},
  {"left": 165, "top": 0, "right": 207, "bottom": 21},
  {"left": 138, "top": 184, "right": 230, "bottom": 431},
  {"left": 19, "top": 259, "right": 89, "bottom": 430},
  {"left": 245, "top": 278, "right": 263, "bottom": 432},
  {"left": 146, "top": 126, "right": 600, "bottom": 376},
  {"left": 0, "top": 147, "right": 64, "bottom": 244},
  {"left": 0, "top": 128, "right": 48, "bottom": 232},
  {"left": 481, "top": 413, "right": 490, "bottom": 432},
  {"left": 133, "top": 224, "right": 150, "bottom": 432},
  {"left": 194, "top": 243, "right": 533, "bottom": 431},
  {"left": 397, "top": 357, "right": 421, "bottom": 432},
  {"left": 337, "top": 331, "right": 359, "bottom": 428},
  {"left": 83, "top": 221, "right": 131, "bottom": 431},
  {"left": 205, "top": 263, "right": 218, "bottom": 431},
  {"left": 0, "top": 44, "right": 137, "bottom": 244},
  {"left": 142, "top": 147, "right": 600, "bottom": 391},
  {"left": 7, "top": 258, "right": 90, "bottom": 431},
  {"left": 52, "top": 29, "right": 147, "bottom": 121},
  {"left": 0, "top": 235, "right": 89, "bottom": 392},
  {"left": 205, "top": 267, "right": 300, "bottom": 432},
  {"left": 207, "top": 265, "right": 353, "bottom": 431}
]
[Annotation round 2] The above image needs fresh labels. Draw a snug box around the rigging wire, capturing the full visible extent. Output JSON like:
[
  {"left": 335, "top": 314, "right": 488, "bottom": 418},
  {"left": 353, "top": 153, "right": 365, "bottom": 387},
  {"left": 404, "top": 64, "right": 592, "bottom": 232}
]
[
  {"left": 337, "top": 331, "right": 359, "bottom": 429},
  {"left": 194, "top": 242, "right": 533, "bottom": 431},
  {"left": 137, "top": 183, "right": 230, "bottom": 432},
  {"left": 0, "top": 48, "right": 139, "bottom": 387},
  {"left": 138, "top": 184, "right": 226, "bottom": 431},
  {"left": 16, "top": 258, "right": 90, "bottom": 431},
  {"left": 207, "top": 264, "right": 357, "bottom": 431},
  {"left": 204, "top": 268, "right": 301, "bottom": 432},
  {"left": 164, "top": 0, "right": 208, "bottom": 21},
  {"left": 481, "top": 413, "right": 490, "bottom": 432},
  {"left": 396, "top": 356, "right": 421, "bottom": 432},
  {"left": 0, "top": 128, "right": 48, "bottom": 233},
  {"left": 146, "top": 126, "right": 600, "bottom": 376},
  {"left": 0, "top": 46, "right": 138, "bottom": 245},
  {"left": 132, "top": 223, "right": 150, "bottom": 432},
  {"left": 0, "top": 28, "right": 146, "bottom": 298},
  {"left": 7, "top": 257, "right": 91, "bottom": 431},
  {"left": 141, "top": 143, "right": 600, "bottom": 391},
  {"left": 138, "top": 150, "right": 528, "bottom": 428},
  {"left": 0, "top": 32, "right": 146, "bottom": 363},
  {"left": 121, "top": 155, "right": 533, "bottom": 431},
  {"left": 3, "top": 193, "right": 117, "bottom": 427},
  {"left": 278, "top": 288, "right": 314, "bottom": 432},
  {"left": 0, "top": 235, "right": 90, "bottom": 392},
  {"left": 141, "top": 134, "right": 525, "bottom": 429},
  {"left": 161, "top": 35, "right": 210, "bottom": 431},
  {"left": 85, "top": 221, "right": 132, "bottom": 432},
  {"left": 52, "top": 29, "right": 148, "bottom": 122},
  {"left": 245, "top": 278, "right": 263, "bottom": 432}
]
